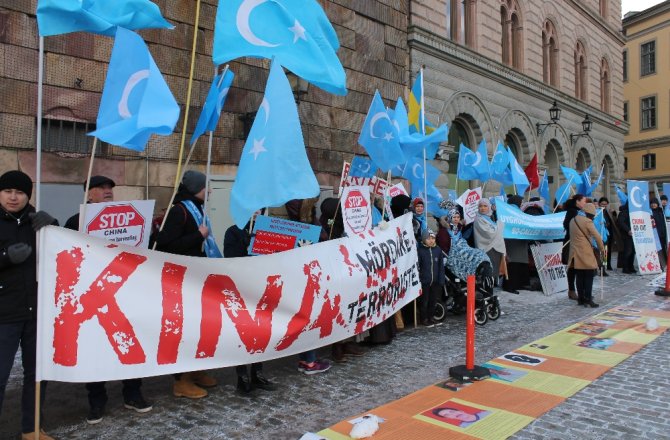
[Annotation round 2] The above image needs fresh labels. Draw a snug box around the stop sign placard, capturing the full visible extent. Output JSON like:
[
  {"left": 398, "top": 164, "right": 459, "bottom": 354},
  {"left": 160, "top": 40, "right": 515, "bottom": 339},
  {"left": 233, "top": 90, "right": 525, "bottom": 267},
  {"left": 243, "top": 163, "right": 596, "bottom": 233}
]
[
  {"left": 86, "top": 204, "right": 146, "bottom": 247},
  {"left": 341, "top": 186, "right": 372, "bottom": 235}
]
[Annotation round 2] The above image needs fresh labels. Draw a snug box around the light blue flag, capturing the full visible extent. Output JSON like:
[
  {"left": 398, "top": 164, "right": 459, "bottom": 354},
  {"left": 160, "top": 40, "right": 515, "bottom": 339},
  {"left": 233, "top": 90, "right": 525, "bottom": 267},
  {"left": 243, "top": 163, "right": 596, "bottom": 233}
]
[
  {"left": 213, "top": 0, "right": 346, "bottom": 95},
  {"left": 490, "top": 141, "right": 513, "bottom": 185},
  {"left": 349, "top": 156, "right": 378, "bottom": 178},
  {"left": 627, "top": 180, "right": 650, "bottom": 214},
  {"left": 579, "top": 165, "right": 593, "bottom": 195},
  {"left": 190, "top": 69, "right": 235, "bottom": 145},
  {"left": 588, "top": 166, "right": 604, "bottom": 196},
  {"left": 37, "top": 0, "right": 173, "bottom": 37},
  {"left": 538, "top": 170, "right": 550, "bottom": 212},
  {"left": 555, "top": 182, "right": 573, "bottom": 205},
  {"left": 413, "top": 185, "right": 449, "bottom": 217},
  {"left": 508, "top": 149, "right": 529, "bottom": 194},
  {"left": 560, "top": 165, "right": 581, "bottom": 188},
  {"left": 358, "top": 91, "right": 405, "bottom": 172},
  {"left": 594, "top": 209, "right": 609, "bottom": 244},
  {"left": 615, "top": 186, "right": 628, "bottom": 205},
  {"left": 390, "top": 98, "right": 446, "bottom": 159},
  {"left": 391, "top": 157, "right": 440, "bottom": 194},
  {"left": 89, "top": 27, "right": 179, "bottom": 151},
  {"left": 457, "top": 144, "right": 480, "bottom": 180},
  {"left": 663, "top": 183, "right": 670, "bottom": 217},
  {"left": 230, "top": 61, "right": 319, "bottom": 228},
  {"left": 474, "top": 140, "right": 491, "bottom": 182}
]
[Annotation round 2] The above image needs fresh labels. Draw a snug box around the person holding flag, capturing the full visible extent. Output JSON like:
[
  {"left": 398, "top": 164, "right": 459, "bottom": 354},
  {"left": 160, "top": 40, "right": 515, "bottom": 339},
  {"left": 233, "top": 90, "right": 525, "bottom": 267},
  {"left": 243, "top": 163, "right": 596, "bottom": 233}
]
[{"left": 156, "top": 171, "right": 220, "bottom": 399}]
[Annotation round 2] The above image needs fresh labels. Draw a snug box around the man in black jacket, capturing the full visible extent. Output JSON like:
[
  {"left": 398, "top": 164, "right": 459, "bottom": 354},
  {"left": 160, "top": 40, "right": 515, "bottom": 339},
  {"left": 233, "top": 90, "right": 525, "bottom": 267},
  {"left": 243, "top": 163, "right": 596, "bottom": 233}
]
[
  {"left": 64, "top": 175, "right": 152, "bottom": 424},
  {"left": 0, "top": 170, "right": 56, "bottom": 440}
]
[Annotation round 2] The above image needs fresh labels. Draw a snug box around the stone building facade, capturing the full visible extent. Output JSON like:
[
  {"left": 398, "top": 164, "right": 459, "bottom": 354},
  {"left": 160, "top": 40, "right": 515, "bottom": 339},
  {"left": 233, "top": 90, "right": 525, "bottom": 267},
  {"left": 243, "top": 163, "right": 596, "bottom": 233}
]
[
  {"left": 0, "top": 1, "right": 409, "bottom": 221},
  {"left": 410, "top": 0, "right": 626, "bottom": 201}
]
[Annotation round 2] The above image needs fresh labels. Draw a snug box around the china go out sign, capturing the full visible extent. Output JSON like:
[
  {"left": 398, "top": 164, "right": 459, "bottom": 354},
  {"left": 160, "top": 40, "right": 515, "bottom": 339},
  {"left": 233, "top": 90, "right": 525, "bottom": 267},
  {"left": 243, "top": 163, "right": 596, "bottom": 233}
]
[{"left": 82, "top": 200, "right": 155, "bottom": 248}]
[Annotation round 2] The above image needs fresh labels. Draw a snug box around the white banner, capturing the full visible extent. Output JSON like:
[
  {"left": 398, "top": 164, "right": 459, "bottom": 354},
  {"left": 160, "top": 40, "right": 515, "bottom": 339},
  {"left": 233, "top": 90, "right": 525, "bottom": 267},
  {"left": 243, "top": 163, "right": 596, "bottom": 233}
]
[
  {"left": 81, "top": 200, "right": 155, "bottom": 248},
  {"left": 36, "top": 215, "right": 420, "bottom": 382},
  {"left": 627, "top": 180, "right": 661, "bottom": 274},
  {"left": 530, "top": 242, "right": 568, "bottom": 296}
]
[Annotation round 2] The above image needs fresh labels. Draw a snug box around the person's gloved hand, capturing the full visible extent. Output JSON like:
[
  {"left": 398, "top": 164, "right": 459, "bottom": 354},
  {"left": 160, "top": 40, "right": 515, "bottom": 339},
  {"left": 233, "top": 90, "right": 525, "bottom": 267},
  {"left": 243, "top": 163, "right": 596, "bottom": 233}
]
[
  {"left": 7, "top": 242, "right": 32, "bottom": 264},
  {"left": 28, "top": 211, "right": 55, "bottom": 231}
]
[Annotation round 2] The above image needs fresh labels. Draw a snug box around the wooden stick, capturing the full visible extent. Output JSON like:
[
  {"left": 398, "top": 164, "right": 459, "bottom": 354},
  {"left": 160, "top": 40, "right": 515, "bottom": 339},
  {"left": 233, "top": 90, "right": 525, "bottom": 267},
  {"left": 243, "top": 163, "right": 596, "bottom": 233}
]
[{"left": 79, "top": 137, "right": 98, "bottom": 231}]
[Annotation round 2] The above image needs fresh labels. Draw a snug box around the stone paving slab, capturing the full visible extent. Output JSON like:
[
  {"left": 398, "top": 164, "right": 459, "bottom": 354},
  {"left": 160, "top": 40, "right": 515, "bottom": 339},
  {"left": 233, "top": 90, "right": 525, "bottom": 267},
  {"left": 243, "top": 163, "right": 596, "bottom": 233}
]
[{"left": 1, "top": 270, "right": 668, "bottom": 439}]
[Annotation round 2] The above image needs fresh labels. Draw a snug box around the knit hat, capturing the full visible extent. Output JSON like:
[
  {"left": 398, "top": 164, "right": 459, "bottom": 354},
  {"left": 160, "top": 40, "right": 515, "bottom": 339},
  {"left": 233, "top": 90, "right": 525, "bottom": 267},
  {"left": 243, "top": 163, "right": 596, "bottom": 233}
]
[
  {"left": 421, "top": 229, "right": 436, "bottom": 242},
  {"left": 182, "top": 170, "right": 207, "bottom": 195},
  {"left": 413, "top": 197, "right": 424, "bottom": 208},
  {"left": 583, "top": 203, "right": 596, "bottom": 216},
  {"left": 0, "top": 170, "right": 33, "bottom": 199}
]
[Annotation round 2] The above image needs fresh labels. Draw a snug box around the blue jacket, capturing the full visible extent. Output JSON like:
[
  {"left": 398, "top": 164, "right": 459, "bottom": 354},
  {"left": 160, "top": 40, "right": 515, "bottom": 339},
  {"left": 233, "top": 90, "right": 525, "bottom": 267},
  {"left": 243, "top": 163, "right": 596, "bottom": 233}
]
[{"left": 417, "top": 243, "right": 445, "bottom": 286}]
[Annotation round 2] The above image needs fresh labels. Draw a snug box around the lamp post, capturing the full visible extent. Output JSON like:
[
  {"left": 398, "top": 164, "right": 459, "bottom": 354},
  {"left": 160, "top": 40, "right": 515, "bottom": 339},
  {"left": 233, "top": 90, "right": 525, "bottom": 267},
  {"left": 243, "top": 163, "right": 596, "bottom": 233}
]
[
  {"left": 570, "top": 114, "right": 592, "bottom": 145},
  {"left": 536, "top": 100, "right": 562, "bottom": 136}
]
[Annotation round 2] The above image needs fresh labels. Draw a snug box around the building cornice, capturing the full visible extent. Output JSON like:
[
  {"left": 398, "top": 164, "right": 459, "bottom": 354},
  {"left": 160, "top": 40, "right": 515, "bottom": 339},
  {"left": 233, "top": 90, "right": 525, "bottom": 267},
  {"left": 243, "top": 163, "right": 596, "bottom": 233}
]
[
  {"left": 624, "top": 18, "right": 670, "bottom": 40},
  {"left": 624, "top": 136, "right": 670, "bottom": 150},
  {"left": 566, "top": 0, "right": 626, "bottom": 44},
  {"left": 623, "top": 1, "right": 670, "bottom": 28},
  {"left": 407, "top": 26, "right": 629, "bottom": 135}
]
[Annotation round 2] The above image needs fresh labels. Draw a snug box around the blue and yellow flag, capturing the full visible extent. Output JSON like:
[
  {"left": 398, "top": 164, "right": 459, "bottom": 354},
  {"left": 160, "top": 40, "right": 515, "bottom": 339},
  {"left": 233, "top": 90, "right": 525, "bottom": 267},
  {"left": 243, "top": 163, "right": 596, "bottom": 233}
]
[{"left": 408, "top": 70, "right": 425, "bottom": 135}]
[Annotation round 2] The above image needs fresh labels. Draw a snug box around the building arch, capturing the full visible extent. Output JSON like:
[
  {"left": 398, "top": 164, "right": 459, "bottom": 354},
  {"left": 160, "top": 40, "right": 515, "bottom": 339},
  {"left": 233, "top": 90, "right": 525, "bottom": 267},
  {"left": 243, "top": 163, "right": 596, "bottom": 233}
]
[
  {"left": 441, "top": 91, "right": 496, "bottom": 148},
  {"left": 497, "top": 109, "right": 535, "bottom": 163}
]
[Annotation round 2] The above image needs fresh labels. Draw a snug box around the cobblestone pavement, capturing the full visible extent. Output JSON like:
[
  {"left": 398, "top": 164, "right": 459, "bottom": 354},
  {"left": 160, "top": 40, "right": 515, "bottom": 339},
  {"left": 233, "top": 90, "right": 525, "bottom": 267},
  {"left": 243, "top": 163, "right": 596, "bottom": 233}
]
[{"left": 1, "top": 269, "right": 668, "bottom": 439}]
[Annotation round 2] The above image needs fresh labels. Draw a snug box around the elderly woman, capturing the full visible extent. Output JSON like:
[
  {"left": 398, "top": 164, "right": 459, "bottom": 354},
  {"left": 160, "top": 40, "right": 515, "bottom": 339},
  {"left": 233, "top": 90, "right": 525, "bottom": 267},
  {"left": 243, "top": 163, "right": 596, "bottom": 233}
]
[
  {"left": 437, "top": 208, "right": 491, "bottom": 280},
  {"left": 568, "top": 203, "right": 605, "bottom": 307},
  {"left": 473, "top": 199, "right": 506, "bottom": 285}
]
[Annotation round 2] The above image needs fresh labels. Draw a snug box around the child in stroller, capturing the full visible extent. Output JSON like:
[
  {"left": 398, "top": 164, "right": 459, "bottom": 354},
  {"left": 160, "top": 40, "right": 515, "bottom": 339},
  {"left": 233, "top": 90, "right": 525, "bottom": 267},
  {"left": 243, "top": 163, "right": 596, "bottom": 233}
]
[{"left": 433, "top": 206, "right": 501, "bottom": 325}]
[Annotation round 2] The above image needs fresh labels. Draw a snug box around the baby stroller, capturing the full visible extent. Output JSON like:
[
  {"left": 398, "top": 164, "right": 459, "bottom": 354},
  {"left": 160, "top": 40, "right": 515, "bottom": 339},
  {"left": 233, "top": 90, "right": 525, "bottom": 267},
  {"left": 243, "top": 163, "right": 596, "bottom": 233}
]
[{"left": 433, "top": 260, "right": 501, "bottom": 326}]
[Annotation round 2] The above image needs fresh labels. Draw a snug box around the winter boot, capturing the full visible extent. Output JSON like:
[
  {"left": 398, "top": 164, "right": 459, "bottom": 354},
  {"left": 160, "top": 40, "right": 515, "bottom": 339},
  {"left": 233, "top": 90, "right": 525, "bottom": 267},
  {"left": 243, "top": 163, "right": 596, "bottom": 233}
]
[
  {"left": 173, "top": 373, "right": 207, "bottom": 399},
  {"left": 191, "top": 370, "right": 218, "bottom": 388}
]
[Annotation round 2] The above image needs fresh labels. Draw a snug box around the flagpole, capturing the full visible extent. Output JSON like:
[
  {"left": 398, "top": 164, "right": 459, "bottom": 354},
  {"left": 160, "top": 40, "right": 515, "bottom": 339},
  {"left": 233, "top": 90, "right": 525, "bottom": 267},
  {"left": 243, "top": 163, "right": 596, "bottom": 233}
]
[
  {"left": 34, "top": 34, "right": 46, "bottom": 439},
  {"left": 202, "top": 65, "right": 229, "bottom": 224},
  {"left": 419, "top": 67, "right": 425, "bottom": 135},
  {"left": 172, "top": 0, "right": 202, "bottom": 200},
  {"left": 330, "top": 154, "right": 356, "bottom": 240},
  {"left": 423, "top": 148, "right": 428, "bottom": 227},
  {"left": 553, "top": 175, "right": 574, "bottom": 213},
  {"left": 78, "top": 137, "right": 98, "bottom": 232}
]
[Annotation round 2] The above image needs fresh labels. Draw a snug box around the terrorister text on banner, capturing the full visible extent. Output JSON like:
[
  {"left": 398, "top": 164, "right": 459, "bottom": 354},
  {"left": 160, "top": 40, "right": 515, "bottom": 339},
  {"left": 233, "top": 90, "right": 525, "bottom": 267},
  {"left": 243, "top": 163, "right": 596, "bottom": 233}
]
[{"left": 36, "top": 215, "right": 420, "bottom": 382}]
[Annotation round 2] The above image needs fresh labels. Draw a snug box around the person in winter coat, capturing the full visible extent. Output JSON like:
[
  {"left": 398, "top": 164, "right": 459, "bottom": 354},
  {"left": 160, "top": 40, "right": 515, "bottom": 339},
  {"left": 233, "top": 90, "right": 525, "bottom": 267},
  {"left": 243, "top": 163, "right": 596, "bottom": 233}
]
[
  {"left": 562, "top": 194, "right": 587, "bottom": 299},
  {"left": 568, "top": 203, "right": 605, "bottom": 307},
  {"left": 223, "top": 210, "right": 278, "bottom": 394},
  {"left": 155, "top": 170, "right": 219, "bottom": 399},
  {"left": 417, "top": 229, "right": 445, "bottom": 327},
  {"left": 650, "top": 197, "right": 668, "bottom": 266},
  {"left": 0, "top": 170, "right": 57, "bottom": 440},
  {"left": 65, "top": 176, "right": 152, "bottom": 424},
  {"left": 617, "top": 203, "right": 636, "bottom": 273}
]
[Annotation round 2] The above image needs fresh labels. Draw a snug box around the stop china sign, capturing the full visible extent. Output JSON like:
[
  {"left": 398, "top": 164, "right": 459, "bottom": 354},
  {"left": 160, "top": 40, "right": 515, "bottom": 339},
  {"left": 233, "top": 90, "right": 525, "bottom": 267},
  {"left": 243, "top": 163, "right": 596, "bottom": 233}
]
[
  {"left": 341, "top": 186, "right": 372, "bottom": 236},
  {"left": 84, "top": 201, "right": 154, "bottom": 248}
]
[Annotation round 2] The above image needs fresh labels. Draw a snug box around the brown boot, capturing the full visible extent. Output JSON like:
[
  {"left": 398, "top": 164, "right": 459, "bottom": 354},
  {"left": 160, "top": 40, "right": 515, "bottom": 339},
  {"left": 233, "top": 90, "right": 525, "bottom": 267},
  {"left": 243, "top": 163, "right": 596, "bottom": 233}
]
[
  {"left": 173, "top": 374, "right": 207, "bottom": 399},
  {"left": 568, "top": 290, "right": 578, "bottom": 300},
  {"left": 343, "top": 342, "right": 367, "bottom": 357},
  {"left": 191, "top": 370, "right": 218, "bottom": 388},
  {"left": 22, "top": 430, "right": 55, "bottom": 440}
]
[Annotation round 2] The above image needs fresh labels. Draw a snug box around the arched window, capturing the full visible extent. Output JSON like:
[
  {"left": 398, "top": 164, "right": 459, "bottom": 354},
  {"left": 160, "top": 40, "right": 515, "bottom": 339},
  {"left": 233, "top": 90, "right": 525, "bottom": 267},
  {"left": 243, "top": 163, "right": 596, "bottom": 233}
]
[
  {"left": 600, "top": 58, "right": 610, "bottom": 113},
  {"left": 500, "top": 0, "right": 523, "bottom": 69},
  {"left": 574, "top": 41, "right": 587, "bottom": 101},
  {"left": 446, "top": 0, "right": 476, "bottom": 47},
  {"left": 542, "top": 20, "right": 559, "bottom": 86}
]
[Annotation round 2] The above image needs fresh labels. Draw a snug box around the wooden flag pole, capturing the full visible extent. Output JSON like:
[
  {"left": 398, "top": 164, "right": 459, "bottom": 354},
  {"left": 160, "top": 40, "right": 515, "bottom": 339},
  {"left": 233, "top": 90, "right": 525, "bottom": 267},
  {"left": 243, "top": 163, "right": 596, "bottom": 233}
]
[
  {"left": 172, "top": 0, "right": 202, "bottom": 201},
  {"left": 78, "top": 137, "right": 99, "bottom": 231},
  {"left": 329, "top": 154, "right": 357, "bottom": 239}
]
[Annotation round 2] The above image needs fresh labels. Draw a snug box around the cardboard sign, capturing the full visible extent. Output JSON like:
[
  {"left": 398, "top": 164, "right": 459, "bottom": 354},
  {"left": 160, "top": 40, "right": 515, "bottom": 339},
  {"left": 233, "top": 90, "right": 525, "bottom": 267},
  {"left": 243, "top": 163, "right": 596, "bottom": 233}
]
[
  {"left": 341, "top": 186, "right": 372, "bottom": 235},
  {"left": 249, "top": 215, "right": 322, "bottom": 255},
  {"left": 530, "top": 242, "right": 568, "bottom": 296},
  {"left": 456, "top": 187, "right": 482, "bottom": 224},
  {"left": 82, "top": 200, "right": 155, "bottom": 248}
]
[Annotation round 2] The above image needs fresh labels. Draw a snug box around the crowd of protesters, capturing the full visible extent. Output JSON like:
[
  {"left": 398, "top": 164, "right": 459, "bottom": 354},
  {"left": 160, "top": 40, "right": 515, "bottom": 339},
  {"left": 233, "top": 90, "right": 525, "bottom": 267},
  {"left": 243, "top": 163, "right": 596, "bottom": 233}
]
[{"left": 0, "top": 168, "right": 664, "bottom": 439}]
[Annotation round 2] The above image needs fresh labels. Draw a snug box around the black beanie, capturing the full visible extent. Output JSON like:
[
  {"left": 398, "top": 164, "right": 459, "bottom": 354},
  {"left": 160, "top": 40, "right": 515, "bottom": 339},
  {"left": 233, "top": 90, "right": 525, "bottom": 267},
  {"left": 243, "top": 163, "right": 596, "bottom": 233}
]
[
  {"left": 0, "top": 170, "right": 33, "bottom": 199},
  {"left": 182, "top": 170, "right": 207, "bottom": 195}
]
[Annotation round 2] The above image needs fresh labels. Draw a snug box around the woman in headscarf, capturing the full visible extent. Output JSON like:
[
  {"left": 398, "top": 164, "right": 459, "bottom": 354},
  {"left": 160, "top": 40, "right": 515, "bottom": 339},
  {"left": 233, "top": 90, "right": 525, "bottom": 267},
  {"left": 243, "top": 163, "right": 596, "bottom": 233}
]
[{"left": 473, "top": 199, "right": 506, "bottom": 285}]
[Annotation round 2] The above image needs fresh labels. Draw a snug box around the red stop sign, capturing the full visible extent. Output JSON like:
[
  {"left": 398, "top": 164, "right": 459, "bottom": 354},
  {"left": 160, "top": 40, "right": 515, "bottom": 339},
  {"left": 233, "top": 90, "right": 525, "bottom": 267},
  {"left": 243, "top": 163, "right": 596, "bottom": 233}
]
[
  {"left": 344, "top": 189, "right": 368, "bottom": 209},
  {"left": 86, "top": 204, "right": 146, "bottom": 247}
]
